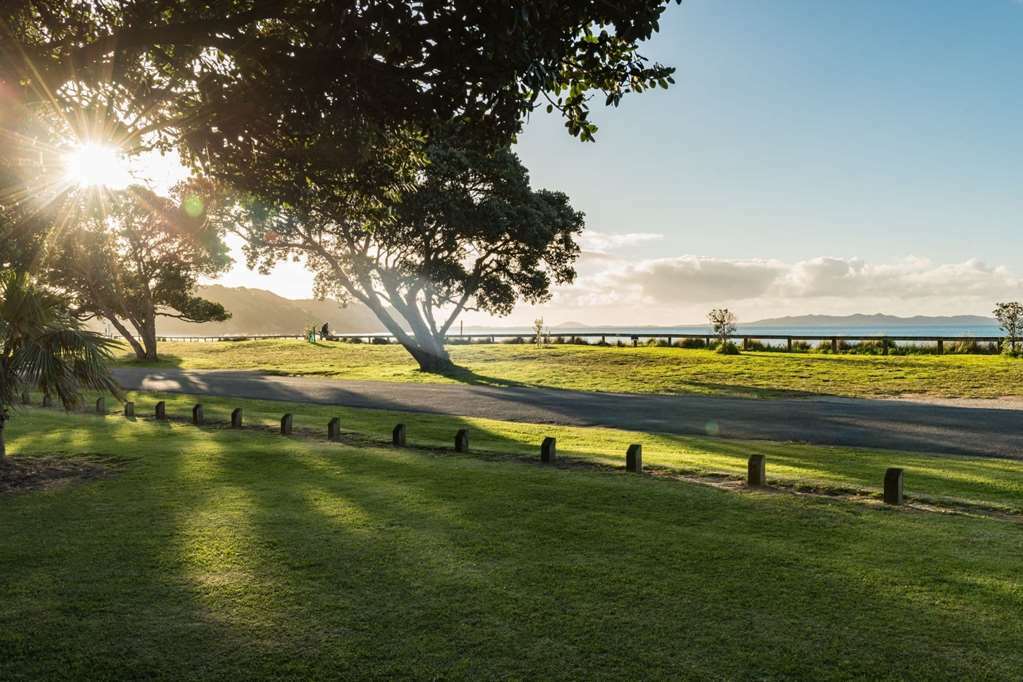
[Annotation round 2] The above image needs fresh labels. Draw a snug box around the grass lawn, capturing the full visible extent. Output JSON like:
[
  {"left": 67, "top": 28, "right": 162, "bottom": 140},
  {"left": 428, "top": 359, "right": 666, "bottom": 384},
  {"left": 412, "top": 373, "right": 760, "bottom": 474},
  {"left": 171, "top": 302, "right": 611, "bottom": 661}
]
[
  {"left": 2, "top": 408, "right": 1022, "bottom": 679},
  {"left": 89, "top": 390, "right": 1023, "bottom": 515},
  {"left": 117, "top": 339, "right": 1023, "bottom": 399}
]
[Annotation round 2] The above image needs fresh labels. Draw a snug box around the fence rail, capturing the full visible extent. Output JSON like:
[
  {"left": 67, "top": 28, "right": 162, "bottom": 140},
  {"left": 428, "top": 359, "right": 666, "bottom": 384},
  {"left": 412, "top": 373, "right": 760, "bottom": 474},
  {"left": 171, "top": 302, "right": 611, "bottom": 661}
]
[{"left": 145, "top": 331, "right": 1008, "bottom": 355}]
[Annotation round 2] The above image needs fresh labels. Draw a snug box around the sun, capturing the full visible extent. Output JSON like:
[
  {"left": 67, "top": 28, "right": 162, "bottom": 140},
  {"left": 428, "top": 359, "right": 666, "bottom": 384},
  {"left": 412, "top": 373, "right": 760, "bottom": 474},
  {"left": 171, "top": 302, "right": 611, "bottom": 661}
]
[{"left": 63, "top": 142, "right": 133, "bottom": 190}]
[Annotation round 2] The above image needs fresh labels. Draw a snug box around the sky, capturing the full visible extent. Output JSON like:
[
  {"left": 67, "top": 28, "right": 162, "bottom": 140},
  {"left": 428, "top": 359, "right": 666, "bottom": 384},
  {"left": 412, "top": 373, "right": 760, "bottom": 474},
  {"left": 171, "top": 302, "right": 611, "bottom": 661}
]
[{"left": 204, "top": 0, "right": 1023, "bottom": 325}]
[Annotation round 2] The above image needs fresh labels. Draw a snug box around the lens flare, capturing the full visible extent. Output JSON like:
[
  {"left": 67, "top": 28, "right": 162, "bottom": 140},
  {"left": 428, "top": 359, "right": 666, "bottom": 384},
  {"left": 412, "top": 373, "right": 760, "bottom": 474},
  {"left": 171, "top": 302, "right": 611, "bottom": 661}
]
[{"left": 63, "top": 143, "right": 133, "bottom": 189}]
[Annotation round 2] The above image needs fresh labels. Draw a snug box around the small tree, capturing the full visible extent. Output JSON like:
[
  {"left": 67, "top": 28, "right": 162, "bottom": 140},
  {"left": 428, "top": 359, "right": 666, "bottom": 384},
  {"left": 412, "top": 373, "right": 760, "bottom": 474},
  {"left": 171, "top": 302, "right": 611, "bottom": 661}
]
[
  {"left": 708, "top": 308, "right": 738, "bottom": 352},
  {"left": 0, "top": 272, "right": 121, "bottom": 462},
  {"left": 48, "top": 184, "right": 231, "bottom": 361},
  {"left": 533, "top": 318, "right": 545, "bottom": 349},
  {"left": 994, "top": 302, "right": 1023, "bottom": 353}
]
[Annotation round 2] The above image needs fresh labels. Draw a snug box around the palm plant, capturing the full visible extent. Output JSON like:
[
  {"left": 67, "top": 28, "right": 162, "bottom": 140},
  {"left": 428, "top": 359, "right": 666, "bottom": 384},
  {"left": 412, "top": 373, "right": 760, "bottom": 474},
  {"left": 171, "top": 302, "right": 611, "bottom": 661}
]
[{"left": 0, "top": 271, "right": 122, "bottom": 462}]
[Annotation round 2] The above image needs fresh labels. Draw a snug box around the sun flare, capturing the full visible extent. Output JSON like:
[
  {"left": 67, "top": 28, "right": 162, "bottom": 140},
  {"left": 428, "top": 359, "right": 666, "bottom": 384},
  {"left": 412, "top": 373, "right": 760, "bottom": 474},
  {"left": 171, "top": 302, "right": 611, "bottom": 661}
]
[{"left": 63, "top": 142, "right": 133, "bottom": 190}]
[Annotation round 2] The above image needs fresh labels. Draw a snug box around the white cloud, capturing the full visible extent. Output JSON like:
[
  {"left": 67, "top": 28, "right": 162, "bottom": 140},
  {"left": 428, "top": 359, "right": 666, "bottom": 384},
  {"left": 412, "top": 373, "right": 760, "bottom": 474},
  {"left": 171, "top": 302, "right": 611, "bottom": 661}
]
[
  {"left": 577, "top": 230, "right": 663, "bottom": 252},
  {"left": 554, "top": 255, "right": 1022, "bottom": 309}
]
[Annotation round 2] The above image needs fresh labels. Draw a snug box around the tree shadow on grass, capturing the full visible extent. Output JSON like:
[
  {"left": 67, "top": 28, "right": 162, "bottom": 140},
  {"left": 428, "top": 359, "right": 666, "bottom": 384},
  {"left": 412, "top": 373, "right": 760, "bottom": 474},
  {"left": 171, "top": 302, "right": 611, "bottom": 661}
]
[
  {"left": 183, "top": 425, "right": 1023, "bottom": 678},
  {"left": 5, "top": 411, "right": 1023, "bottom": 677}
]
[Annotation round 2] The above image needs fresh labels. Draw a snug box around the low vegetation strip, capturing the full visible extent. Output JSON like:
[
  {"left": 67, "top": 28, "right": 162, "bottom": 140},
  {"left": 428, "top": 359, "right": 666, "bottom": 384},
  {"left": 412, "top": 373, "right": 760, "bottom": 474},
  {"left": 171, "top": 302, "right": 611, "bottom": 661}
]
[
  {"left": 2, "top": 409, "right": 1022, "bottom": 679},
  {"left": 117, "top": 340, "right": 1023, "bottom": 399}
]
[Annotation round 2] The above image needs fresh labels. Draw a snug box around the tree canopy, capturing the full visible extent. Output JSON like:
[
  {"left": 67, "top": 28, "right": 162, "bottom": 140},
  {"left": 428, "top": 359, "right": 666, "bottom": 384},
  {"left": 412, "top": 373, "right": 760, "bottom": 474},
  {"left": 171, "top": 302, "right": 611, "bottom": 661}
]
[{"left": 1, "top": 1, "right": 680, "bottom": 150}]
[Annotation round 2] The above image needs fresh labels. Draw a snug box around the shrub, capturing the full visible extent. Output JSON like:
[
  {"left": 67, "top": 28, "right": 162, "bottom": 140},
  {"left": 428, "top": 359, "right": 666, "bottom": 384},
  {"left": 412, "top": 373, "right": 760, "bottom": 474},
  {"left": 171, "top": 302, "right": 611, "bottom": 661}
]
[
  {"left": 715, "top": 341, "right": 741, "bottom": 355},
  {"left": 952, "top": 339, "right": 978, "bottom": 354},
  {"left": 504, "top": 336, "right": 525, "bottom": 344},
  {"left": 371, "top": 336, "right": 390, "bottom": 345},
  {"left": 815, "top": 340, "right": 852, "bottom": 354},
  {"left": 347, "top": 336, "right": 364, "bottom": 344},
  {"left": 675, "top": 337, "right": 707, "bottom": 349}
]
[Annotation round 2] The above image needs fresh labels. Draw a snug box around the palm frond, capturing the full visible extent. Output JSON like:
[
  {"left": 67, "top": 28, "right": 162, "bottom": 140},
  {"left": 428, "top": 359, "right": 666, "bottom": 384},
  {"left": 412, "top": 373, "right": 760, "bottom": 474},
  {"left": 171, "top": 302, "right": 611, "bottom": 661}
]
[{"left": 1, "top": 271, "right": 123, "bottom": 411}]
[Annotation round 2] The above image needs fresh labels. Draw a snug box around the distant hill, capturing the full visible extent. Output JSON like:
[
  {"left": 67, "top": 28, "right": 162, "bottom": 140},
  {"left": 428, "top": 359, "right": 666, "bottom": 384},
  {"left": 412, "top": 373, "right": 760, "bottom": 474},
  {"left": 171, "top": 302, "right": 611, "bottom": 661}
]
[
  {"left": 745, "top": 313, "right": 995, "bottom": 328},
  {"left": 140, "top": 285, "right": 392, "bottom": 336}
]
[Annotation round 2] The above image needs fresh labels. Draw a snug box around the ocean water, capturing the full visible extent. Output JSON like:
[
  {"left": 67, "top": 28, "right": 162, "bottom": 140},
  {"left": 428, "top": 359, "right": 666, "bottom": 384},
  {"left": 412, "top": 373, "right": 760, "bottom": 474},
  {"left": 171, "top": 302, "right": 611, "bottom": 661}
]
[{"left": 461, "top": 324, "right": 1003, "bottom": 338}]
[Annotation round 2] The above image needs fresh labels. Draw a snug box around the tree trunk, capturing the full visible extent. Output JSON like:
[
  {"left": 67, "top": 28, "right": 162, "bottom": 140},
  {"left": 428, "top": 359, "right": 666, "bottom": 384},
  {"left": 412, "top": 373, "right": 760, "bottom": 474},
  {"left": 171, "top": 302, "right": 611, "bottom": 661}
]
[
  {"left": 0, "top": 408, "right": 8, "bottom": 463},
  {"left": 105, "top": 314, "right": 148, "bottom": 360},
  {"left": 405, "top": 344, "right": 455, "bottom": 373},
  {"left": 140, "top": 312, "right": 159, "bottom": 362}
]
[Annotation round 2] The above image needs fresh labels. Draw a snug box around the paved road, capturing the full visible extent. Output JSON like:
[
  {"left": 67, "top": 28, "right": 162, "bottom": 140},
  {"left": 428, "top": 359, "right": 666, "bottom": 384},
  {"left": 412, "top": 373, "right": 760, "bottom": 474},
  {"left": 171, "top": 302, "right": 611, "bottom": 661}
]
[{"left": 112, "top": 367, "right": 1023, "bottom": 459}]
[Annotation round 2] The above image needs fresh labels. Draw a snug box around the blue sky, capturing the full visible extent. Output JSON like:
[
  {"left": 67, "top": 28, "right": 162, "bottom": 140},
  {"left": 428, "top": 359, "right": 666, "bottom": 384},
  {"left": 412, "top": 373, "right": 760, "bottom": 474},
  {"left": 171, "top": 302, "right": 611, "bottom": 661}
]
[{"left": 217, "top": 1, "right": 1023, "bottom": 324}]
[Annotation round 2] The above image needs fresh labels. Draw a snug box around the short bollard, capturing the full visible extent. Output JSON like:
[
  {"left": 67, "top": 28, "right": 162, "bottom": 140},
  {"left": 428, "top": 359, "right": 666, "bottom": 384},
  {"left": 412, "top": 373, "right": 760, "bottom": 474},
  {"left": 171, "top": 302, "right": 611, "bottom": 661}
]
[
  {"left": 42, "top": 394, "right": 52, "bottom": 408},
  {"left": 155, "top": 401, "right": 166, "bottom": 420},
  {"left": 626, "top": 444, "right": 643, "bottom": 473},
  {"left": 328, "top": 417, "right": 341, "bottom": 441},
  {"left": 392, "top": 423, "right": 406, "bottom": 447},
  {"left": 884, "top": 467, "right": 904, "bottom": 505},
  {"left": 231, "top": 408, "right": 243, "bottom": 428},
  {"left": 192, "top": 404, "right": 204, "bottom": 426},
  {"left": 280, "top": 413, "right": 293, "bottom": 435},
  {"left": 454, "top": 429, "right": 469, "bottom": 452},
  {"left": 96, "top": 397, "right": 107, "bottom": 415},
  {"left": 747, "top": 454, "right": 766, "bottom": 487},
  {"left": 123, "top": 401, "right": 135, "bottom": 418},
  {"left": 541, "top": 437, "right": 557, "bottom": 463}
]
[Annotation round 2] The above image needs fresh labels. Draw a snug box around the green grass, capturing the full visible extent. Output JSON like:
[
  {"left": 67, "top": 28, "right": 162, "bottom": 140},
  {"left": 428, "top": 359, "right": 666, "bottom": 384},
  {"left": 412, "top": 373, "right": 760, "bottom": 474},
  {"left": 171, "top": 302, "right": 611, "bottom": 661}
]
[
  {"left": 96, "top": 390, "right": 1023, "bottom": 515},
  {"left": 2, "top": 408, "right": 1023, "bottom": 679},
  {"left": 119, "top": 339, "right": 1023, "bottom": 399}
]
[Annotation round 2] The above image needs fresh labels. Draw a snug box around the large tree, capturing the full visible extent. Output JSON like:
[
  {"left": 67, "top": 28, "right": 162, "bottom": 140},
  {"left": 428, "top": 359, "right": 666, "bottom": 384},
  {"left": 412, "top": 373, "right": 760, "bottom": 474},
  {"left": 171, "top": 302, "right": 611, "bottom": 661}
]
[
  {"left": 230, "top": 138, "right": 584, "bottom": 371},
  {"left": 0, "top": 270, "right": 121, "bottom": 462},
  {"left": 47, "top": 184, "right": 231, "bottom": 361}
]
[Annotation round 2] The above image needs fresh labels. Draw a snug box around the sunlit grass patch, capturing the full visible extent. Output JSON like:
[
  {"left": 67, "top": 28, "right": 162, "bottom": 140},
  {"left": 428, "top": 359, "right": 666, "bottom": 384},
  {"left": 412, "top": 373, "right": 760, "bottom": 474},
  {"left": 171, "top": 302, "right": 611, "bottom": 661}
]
[
  {"left": 116, "top": 339, "right": 1023, "bottom": 400},
  {"left": 2, "top": 408, "right": 1023, "bottom": 679}
]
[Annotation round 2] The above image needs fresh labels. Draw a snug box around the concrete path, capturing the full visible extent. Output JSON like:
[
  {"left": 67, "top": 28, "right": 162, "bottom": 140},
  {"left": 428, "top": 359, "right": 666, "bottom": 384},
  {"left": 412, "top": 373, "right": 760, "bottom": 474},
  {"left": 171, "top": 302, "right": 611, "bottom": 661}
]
[{"left": 112, "top": 367, "right": 1023, "bottom": 459}]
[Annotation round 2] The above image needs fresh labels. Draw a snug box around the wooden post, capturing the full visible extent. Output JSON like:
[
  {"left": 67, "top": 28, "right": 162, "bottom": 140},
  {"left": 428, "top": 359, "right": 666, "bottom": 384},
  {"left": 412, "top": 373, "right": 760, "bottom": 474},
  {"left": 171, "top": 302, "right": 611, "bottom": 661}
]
[
  {"left": 20, "top": 391, "right": 30, "bottom": 405},
  {"left": 123, "top": 402, "right": 135, "bottom": 418},
  {"left": 632, "top": 336, "right": 638, "bottom": 347},
  {"left": 392, "top": 423, "right": 406, "bottom": 447},
  {"left": 155, "top": 401, "right": 166, "bottom": 420},
  {"left": 666, "top": 336, "right": 672, "bottom": 346},
  {"left": 626, "top": 444, "right": 642, "bottom": 473},
  {"left": 192, "top": 404, "right": 204, "bottom": 426},
  {"left": 328, "top": 417, "right": 341, "bottom": 441},
  {"left": 540, "top": 437, "right": 557, "bottom": 463},
  {"left": 747, "top": 454, "right": 766, "bottom": 486},
  {"left": 786, "top": 337, "right": 792, "bottom": 352},
  {"left": 95, "top": 397, "right": 106, "bottom": 415},
  {"left": 743, "top": 337, "right": 750, "bottom": 351},
  {"left": 884, "top": 467, "right": 904, "bottom": 505},
  {"left": 882, "top": 337, "right": 889, "bottom": 356},
  {"left": 280, "top": 413, "right": 293, "bottom": 435},
  {"left": 42, "top": 394, "right": 52, "bottom": 408},
  {"left": 831, "top": 337, "right": 838, "bottom": 353},
  {"left": 231, "top": 408, "right": 243, "bottom": 428},
  {"left": 936, "top": 338, "right": 944, "bottom": 355},
  {"left": 454, "top": 428, "right": 469, "bottom": 452}
]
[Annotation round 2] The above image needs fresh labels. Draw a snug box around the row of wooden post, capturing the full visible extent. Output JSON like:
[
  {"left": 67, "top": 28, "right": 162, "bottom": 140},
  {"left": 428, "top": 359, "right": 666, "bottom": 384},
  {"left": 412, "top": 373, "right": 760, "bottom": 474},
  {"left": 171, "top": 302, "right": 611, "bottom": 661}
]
[
  {"left": 73, "top": 397, "right": 909, "bottom": 505},
  {"left": 746, "top": 454, "right": 905, "bottom": 505}
]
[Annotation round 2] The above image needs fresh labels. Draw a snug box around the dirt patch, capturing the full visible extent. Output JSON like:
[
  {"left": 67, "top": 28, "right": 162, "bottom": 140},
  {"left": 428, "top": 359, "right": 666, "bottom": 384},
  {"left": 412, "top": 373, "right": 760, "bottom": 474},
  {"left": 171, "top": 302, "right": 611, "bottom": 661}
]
[{"left": 0, "top": 455, "right": 120, "bottom": 494}]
